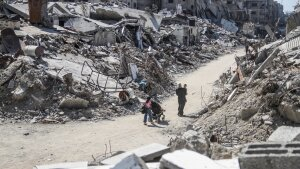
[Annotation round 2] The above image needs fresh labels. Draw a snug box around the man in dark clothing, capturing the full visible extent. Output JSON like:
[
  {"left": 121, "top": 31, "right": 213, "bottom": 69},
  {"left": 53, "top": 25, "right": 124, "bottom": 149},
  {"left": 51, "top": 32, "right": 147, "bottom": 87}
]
[
  {"left": 245, "top": 40, "right": 250, "bottom": 54},
  {"left": 176, "top": 83, "right": 187, "bottom": 116}
]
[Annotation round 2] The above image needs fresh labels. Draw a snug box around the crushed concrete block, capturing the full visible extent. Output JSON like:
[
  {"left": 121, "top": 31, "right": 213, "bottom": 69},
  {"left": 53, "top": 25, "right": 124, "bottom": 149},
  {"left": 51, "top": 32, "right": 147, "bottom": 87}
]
[
  {"left": 268, "top": 126, "right": 300, "bottom": 142},
  {"left": 59, "top": 98, "right": 89, "bottom": 109},
  {"left": 159, "top": 149, "right": 223, "bottom": 169},
  {"left": 101, "top": 143, "right": 170, "bottom": 165},
  {"left": 239, "top": 142, "right": 300, "bottom": 169},
  {"left": 64, "top": 17, "right": 98, "bottom": 33},
  {"left": 112, "top": 153, "right": 149, "bottom": 169}
]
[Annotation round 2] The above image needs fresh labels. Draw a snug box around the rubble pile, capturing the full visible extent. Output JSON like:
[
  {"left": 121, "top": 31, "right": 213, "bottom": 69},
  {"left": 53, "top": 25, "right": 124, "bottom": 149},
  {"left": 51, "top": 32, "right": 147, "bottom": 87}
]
[
  {"left": 169, "top": 37, "right": 300, "bottom": 149},
  {"left": 0, "top": 1, "right": 241, "bottom": 123}
]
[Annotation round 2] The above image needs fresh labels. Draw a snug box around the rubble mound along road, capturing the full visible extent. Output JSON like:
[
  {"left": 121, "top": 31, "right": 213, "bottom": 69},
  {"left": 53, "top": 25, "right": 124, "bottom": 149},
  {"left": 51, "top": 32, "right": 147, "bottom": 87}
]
[{"left": 0, "top": 49, "right": 244, "bottom": 169}]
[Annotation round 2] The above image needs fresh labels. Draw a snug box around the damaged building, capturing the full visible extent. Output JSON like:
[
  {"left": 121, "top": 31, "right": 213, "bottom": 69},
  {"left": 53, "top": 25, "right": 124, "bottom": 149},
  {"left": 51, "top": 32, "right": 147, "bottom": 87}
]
[
  {"left": 122, "top": 0, "right": 285, "bottom": 37},
  {"left": 222, "top": 0, "right": 285, "bottom": 37}
]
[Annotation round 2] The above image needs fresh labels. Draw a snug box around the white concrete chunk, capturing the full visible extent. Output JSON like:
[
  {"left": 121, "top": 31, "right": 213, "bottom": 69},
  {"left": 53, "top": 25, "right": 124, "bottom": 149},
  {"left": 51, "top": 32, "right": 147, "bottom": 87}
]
[
  {"left": 101, "top": 143, "right": 170, "bottom": 165},
  {"left": 268, "top": 126, "right": 300, "bottom": 142},
  {"left": 159, "top": 149, "right": 224, "bottom": 169},
  {"left": 112, "top": 153, "right": 148, "bottom": 169},
  {"left": 146, "top": 162, "right": 160, "bottom": 169}
]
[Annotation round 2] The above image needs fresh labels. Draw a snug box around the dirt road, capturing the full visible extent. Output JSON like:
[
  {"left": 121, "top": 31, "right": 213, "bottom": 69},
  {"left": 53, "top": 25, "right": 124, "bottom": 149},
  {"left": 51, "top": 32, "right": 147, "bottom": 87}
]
[{"left": 0, "top": 49, "right": 244, "bottom": 169}]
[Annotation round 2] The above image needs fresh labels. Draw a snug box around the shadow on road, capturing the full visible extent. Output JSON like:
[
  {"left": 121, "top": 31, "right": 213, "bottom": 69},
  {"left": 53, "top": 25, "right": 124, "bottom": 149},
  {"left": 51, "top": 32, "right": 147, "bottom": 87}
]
[
  {"left": 181, "top": 114, "right": 199, "bottom": 119},
  {"left": 147, "top": 123, "right": 167, "bottom": 128},
  {"left": 157, "top": 120, "right": 170, "bottom": 126}
]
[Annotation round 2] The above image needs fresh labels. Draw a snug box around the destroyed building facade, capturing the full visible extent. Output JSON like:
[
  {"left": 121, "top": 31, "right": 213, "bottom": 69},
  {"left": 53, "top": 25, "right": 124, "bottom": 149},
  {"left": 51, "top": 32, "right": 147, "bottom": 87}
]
[{"left": 122, "top": 0, "right": 285, "bottom": 37}]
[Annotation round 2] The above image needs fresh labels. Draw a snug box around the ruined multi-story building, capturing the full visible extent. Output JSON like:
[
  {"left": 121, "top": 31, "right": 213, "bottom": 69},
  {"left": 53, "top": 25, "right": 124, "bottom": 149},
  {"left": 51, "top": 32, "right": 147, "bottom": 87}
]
[
  {"left": 123, "top": 0, "right": 160, "bottom": 10},
  {"left": 222, "top": 0, "right": 284, "bottom": 26},
  {"left": 244, "top": 0, "right": 283, "bottom": 26},
  {"left": 123, "top": 0, "right": 283, "bottom": 27}
]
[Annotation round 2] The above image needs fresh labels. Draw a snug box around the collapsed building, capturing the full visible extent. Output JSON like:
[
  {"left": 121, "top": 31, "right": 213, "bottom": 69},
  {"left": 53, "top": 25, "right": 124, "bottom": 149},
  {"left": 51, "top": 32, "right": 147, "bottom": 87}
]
[{"left": 0, "top": 0, "right": 241, "bottom": 123}]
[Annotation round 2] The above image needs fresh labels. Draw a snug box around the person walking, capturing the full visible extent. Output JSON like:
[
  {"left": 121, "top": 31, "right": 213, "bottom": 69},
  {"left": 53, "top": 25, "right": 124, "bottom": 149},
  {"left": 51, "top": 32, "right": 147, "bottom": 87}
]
[
  {"left": 245, "top": 39, "right": 250, "bottom": 54},
  {"left": 143, "top": 97, "right": 154, "bottom": 125},
  {"left": 176, "top": 84, "right": 187, "bottom": 116}
]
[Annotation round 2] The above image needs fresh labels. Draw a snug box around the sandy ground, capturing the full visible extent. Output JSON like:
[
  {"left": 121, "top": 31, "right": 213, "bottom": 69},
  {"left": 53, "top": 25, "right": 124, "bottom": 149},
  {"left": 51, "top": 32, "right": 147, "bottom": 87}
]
[{"left": 0, "top": 48, "right": 244, "bottom": 169}]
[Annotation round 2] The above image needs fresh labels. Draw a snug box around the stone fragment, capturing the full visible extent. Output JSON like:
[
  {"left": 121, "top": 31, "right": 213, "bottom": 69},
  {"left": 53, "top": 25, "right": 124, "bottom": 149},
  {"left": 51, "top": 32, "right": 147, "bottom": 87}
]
[
  {"left": 159, "top": 149, "right": 223, "bottom": 169},
  {"left": 59, "top": 98, "right": 89, "bottom": 109},
  {"left": 101, "top": 143, "right": 170, "bottom": 165},
  {"left": 268, "top": 126, "right": 300, "bottom": 142},
  {"left": 170, "top": 130, "right": 210, "bottom": 156},
  {"left": 210, "top": 143, "right": 233, "bottom": 160},
  {"left": 278, "top": 101, "right": 300, "bottom": 123},
  {"left": 112, "top": 153, "right": 149, "bottom": 169},
  {"left": 239, "top": 108, "right": 258, "bottom": 120}
]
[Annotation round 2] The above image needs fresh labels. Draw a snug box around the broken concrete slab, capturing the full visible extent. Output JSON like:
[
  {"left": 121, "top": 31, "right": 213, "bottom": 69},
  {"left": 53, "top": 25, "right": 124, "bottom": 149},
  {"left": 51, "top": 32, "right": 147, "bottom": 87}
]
[
  {"left": 42, "top": 54, "right": 120, "bottom": 92},
  {"left": 3, "top": 3, "right": 29, "bottom": 19},
  {"left": 64, "top": 17, "right": 98, "bottom": 33},
  {"left": 268, "top": 126, "right": 300, "bottom": 142},
  {"left": 159, "top": 149, "right": 224, "bottom": 169},
  {"left": 265, "top": 25, "right": 276, "bottom": 41},
  {"left": 112, "top": 153, "right": 149, "bottom": 169},
  {"left": 93, "top": 6, "right": 163, "bottom": 31},
  {"left": 101, "top": 143, "right": 170, "bottom": 165},
  {"left": 33, "top": 161, "right": 88, "bottom": 169}
]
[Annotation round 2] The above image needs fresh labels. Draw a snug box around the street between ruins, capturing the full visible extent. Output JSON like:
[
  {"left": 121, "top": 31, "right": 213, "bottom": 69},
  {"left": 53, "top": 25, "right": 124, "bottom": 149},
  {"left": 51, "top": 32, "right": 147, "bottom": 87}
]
[{"left": 0, "top": 48, "right": 244, "bottom": 169}]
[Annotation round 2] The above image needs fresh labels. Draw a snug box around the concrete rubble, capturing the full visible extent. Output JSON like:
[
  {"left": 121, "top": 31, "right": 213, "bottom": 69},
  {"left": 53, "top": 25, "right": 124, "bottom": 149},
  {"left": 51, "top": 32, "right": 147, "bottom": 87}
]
[
  {"left": 0, "top": 0, "right": 240, "bottom": 123},
  {"left": 3, "top": 1, "right": 300, "bottom": 169},
  {"left": 151, "top": 7, "right": 300, "bottom": 169},
  {"left": 101, "top": 143, "right": 170, "bottom": 165},
  {"left": 169, "top": 18, "right": 300, "bottom": 148}
]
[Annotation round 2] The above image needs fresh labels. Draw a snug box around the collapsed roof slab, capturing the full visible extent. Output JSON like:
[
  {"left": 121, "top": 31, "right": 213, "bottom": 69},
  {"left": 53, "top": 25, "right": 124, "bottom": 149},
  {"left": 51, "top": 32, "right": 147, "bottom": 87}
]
[
  {"left": 93, "top": 6, "right": 163, "bottom": 31},
  {"left": 3, "top": 3, "right": 29, "bottom": 19},
  {"left": 42, "top": 53, "right": 121, "bottom": 92}
]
